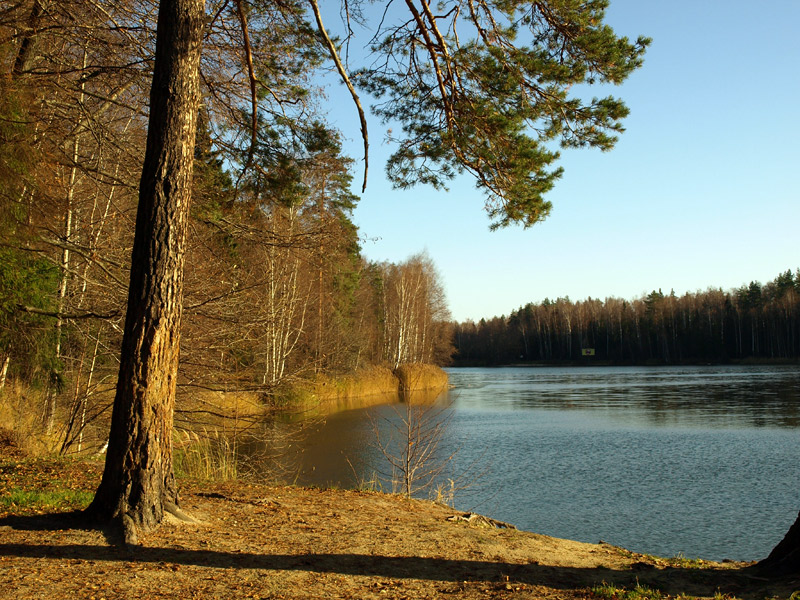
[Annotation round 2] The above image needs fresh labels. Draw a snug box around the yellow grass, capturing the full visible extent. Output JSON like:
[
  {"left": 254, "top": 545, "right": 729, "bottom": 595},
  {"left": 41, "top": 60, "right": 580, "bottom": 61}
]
[
  {"left": 311, "top": 363, "right": 449, "bottom": 409},
  {"left": 395, "top": 363, "right": 449, "bottom": 395},
  {"left": 0, "top": 381, "right": 60, "bottom": 454},
  {"left": 313, "top": 365, "right": 399, "bottom": 401}
]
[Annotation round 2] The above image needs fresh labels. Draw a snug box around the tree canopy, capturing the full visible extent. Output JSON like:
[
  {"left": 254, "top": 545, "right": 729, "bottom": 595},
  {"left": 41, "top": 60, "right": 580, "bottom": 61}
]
[{"left": 354, "top": 0, "right": 649, "bottom": 228}]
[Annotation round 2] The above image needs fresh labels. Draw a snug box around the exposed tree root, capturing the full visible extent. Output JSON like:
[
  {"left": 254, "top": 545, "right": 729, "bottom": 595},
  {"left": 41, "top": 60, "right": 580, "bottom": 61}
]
[
  {"left": 120, "top": 513, "right": 138, "bottom": 546},
  {"left": 164, "top": 501, "right": 201, "bottom": 524}
]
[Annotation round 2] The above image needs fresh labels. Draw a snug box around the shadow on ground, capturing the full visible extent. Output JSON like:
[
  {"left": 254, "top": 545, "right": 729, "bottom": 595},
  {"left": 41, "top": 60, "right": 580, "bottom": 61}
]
[{"left": 0, "top": 513, "right": 793, "bottom": 599}]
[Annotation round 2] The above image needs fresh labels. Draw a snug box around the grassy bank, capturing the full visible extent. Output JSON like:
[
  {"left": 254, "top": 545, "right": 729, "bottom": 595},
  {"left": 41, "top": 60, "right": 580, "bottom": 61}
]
[
  {"left": 310, "top": 365, "right": 400, "bottom": 403},
  {"left": 276, "top": 363, "right": 449, "bottom": 414},
  {"left": 0, "top": 363, "right": 449, "bottom": 489},
  {"left": 395, "top": 363, "right": 450, "bottom": 398},
  {"left": 0, "top": 362, "right": 448, "bottom": 460}
]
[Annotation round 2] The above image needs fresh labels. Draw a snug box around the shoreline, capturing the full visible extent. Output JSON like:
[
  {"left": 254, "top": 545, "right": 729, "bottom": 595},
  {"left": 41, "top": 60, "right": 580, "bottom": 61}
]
[{"left": 1, "top": 449, "right": 795, "bottom": 599}]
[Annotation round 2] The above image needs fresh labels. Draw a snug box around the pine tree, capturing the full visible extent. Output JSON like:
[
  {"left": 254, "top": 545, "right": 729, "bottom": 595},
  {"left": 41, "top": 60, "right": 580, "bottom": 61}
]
[
  {"left": 89, "top": 0, "right": 649, "bottom": 541},
  {"left": 356, "top": 0, "right": 649, "bottom": 229}
]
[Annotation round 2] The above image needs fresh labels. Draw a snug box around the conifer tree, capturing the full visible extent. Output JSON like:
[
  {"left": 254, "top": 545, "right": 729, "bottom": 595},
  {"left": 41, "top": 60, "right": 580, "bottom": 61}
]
[
  {"left": 356, "top": 0, "right": 649, "bottom": 229},
  {"left": 89, "top": 0, "right": 649, "bottom": 541}
]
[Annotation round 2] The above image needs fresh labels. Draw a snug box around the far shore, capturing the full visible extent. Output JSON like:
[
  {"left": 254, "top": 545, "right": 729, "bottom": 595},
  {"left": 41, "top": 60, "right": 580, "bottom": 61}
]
[{"left": 449, "top": 357, "right": 800, "bottom": 368}]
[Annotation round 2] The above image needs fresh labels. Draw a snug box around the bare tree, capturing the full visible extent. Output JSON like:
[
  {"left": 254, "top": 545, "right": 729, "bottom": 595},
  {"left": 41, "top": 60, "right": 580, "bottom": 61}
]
[{"left": 370, "top": 401, "right": 455, "bottom": 498}]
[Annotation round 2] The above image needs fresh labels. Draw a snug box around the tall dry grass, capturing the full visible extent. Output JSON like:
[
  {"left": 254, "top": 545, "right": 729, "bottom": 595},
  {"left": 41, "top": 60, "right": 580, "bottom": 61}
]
[
  {"left": 172, "top": 390, "right": 272, "bottom": 481},
  {"left": 312, "top": 365, "right": 398, "bottom": 401},
  {"left": 173, "top": 428, "right": 239, "bottom": 481},
  {"left": 394, "top": 363, "right": 449, "bottom": 396},
  {"left": 0, "top": 382, "right": 61, "bottom": 455},
  {"left": 311, "top": 364, "right": 449, "bottom": 410}
]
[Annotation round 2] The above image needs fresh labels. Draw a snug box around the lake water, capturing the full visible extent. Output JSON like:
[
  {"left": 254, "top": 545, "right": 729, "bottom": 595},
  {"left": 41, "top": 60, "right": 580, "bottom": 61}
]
[{"left": 282, "top": 365, "right": 800, "bottom": 562}]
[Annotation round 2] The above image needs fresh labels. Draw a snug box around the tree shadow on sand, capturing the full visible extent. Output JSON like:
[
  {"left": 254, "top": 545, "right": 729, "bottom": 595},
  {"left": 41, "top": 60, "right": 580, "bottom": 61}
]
[{"left": 0, "top": 513, "right": 794, "bottom": 599}]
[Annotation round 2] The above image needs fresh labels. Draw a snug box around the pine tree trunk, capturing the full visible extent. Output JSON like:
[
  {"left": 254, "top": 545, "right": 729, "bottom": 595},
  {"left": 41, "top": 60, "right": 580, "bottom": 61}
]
[
  {"left": 758, "top": 511, "right": 800, "bottom": 574},
  {"left": 86, "top": 0, "right": 205, "bottom": 543}
]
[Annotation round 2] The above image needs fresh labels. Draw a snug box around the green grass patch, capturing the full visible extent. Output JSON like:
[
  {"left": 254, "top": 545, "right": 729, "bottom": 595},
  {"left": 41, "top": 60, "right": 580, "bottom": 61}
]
[
  {"left": 591, "top": 583, "right": 743, "bottom": 600},
  {"left": 0, "top": 487, "right": 93, "bottom": 512},
  {"left": 612, "top": 547, "right": 709, "bottom": 569},
  {"left": 667, "top": 552, "right": 706, "bottom": 569},
  {"left": 591, "top": 582, "right": 663, "bottom": 600}
]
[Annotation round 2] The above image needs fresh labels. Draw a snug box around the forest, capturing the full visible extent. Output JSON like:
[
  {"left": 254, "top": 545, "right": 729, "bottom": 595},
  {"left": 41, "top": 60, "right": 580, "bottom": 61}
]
[
  {"left": 452, "top": 269, "right": 800, "bottom": 365},
  {"left": 0, "top": 1, "right": 454, "bottom": 454}
]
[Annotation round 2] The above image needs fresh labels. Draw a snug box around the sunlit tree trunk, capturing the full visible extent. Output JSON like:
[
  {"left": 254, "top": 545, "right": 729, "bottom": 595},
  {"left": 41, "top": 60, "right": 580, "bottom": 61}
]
[{"left": 86, "top": 0, "right": 205, "bottom": 542}]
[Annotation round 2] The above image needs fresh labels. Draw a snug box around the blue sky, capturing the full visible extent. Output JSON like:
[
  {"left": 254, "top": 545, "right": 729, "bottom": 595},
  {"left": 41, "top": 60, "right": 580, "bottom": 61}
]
[{"left": 323, "top": 0, "right": 800, "bottom": 322}]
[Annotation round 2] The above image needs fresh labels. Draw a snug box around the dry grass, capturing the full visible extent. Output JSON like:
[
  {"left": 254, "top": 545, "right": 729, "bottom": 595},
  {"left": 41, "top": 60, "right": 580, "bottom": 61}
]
[
  {"left": 312, "top": 365, "right": 399, "bottom": 402},
  {"left": 305, "top": 364, "right": 450, "bottom": 413},
  {"left": 0, "top": 382, "right": 59, "bottom": 455},
  {"left": 173, "top": 390, "right": 280, "bottom": 482},
  {"left": 395, "top": 363, "right": 449, "bottom": 396},
  {"left": 173, "top": 429, "right": 240, "bottom": 481}
]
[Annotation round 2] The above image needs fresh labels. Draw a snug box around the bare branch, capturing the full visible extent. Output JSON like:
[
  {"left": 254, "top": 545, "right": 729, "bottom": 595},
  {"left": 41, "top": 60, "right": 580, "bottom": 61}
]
[
  {"left": 232, "top": 0, "right": 258, "bottom": 190},
  {"left": 17, "top": 305, "right": 120, "bottom": 320},
  {"left": 308, "top": 0, "right": 369, "bottom": 192}
]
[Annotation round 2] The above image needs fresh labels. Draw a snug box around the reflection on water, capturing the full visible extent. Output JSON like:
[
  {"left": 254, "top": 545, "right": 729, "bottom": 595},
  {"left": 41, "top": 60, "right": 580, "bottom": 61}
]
[
  {"left": 447, "top": 365, "right": 800, "bottom": 429},
  {"left": 267, "top": 365, "right": 800, "bottom": 561}
]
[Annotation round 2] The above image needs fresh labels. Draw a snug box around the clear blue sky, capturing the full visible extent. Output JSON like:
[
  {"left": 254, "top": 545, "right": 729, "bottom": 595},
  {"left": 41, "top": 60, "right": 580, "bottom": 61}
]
[{"left": 323, "top": 0, "right": 800, "bottom": 322}]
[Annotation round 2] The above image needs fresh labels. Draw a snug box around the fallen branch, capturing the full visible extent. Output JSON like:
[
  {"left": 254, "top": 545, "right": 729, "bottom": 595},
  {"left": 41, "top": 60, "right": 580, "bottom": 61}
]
[{"left": 446, "top": 512, "right": 517, "bottom": 529}]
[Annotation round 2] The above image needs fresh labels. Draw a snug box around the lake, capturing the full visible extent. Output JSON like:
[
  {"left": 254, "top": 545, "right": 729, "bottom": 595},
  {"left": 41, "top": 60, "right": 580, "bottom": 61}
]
[{"left": 280, "top": 365, "right": 800, "bottom": 561}]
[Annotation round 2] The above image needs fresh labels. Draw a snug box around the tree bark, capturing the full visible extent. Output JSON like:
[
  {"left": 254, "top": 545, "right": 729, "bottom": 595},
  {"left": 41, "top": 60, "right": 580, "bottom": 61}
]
[
  {"left": 759, "top": 511, "right": 800, "bottom": 574},
  {"left": 85, "top": 0, "right": 205, "bottom": 543}
]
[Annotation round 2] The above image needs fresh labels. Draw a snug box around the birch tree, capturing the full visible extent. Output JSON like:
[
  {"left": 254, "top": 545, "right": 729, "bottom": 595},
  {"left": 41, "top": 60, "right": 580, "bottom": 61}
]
[{"left": 381, "top": 253, "right": 451, "bottom": 369}]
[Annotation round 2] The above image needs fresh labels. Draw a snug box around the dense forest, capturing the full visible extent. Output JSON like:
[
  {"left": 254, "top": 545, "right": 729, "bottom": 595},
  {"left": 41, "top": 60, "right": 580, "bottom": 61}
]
[
  {"left": 0, "top": 1, "right": 454, "bottom": 452},
  {"left": 452, "top": 269, "right": 800, "bottom": 365}
]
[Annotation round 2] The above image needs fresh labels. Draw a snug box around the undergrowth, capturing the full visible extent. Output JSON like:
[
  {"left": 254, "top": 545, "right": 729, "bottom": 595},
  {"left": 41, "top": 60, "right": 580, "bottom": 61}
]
[
  {"left": 173, "top": 429, "right": 239, "bottom": 481},
  {"left": 591, "top": 582, "right": 664, "bottom": 600}
]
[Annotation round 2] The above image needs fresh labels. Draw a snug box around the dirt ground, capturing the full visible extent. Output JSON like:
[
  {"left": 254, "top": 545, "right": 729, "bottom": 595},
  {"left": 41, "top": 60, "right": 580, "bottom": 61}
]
[{"left": 0, "top": 447, "right": 797, "bottom": 600}]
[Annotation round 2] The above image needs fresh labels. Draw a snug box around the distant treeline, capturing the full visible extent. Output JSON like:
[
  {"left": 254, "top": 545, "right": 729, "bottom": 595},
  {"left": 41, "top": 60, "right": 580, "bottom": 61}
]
[{"left": 452, "top": 269, "right": 800, "bottom": 365}]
